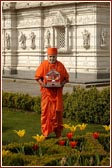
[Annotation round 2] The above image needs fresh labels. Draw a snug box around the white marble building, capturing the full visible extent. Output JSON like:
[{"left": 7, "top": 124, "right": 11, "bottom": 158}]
[{"left": 2, "top": 1, "right": 110, "bottom": 83}]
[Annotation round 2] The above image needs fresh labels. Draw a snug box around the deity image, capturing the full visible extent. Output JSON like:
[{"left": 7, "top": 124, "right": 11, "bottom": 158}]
[
  {"left": 19, "top": 32, "right": 26, "bottom": 49},
  {"left": 45, "top": 70, "right": 61, "bottom": 87},
  {"left": 30, "top": 32, "right": 36, "bottom": 49},
  {"left": 5, "top": 33, "right": 10, "bottom": 50},
  {"left": 45, "top": 29, "right": 51, "bottom": 47},
  {"left": 100, "top": 29, "right": 107, "bottom": 47},
  {"left": 82, "top": 29, "right": 90, "bottom": 49}
]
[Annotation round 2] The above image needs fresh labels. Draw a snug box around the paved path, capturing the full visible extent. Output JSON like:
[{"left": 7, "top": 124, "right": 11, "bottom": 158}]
[
  {"left": 2, "top": 78, "right": 74, "bottom": 97},
  {"left": 2, "top": 78, "right": 110, "bottom": 97}
]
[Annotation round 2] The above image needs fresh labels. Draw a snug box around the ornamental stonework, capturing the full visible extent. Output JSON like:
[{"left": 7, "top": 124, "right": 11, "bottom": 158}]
[
  {"left": 2, "top": 1, "right": 110, "bottom": 82},
  {"left": 17, "top": 18, "right": 41, "bottom": 28}
]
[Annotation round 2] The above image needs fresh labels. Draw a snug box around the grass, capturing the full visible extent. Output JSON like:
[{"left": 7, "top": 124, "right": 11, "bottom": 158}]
[
  {"left": 2, "top": 107, "right": 107, "bottom": 145},
  {"left": 2, "top": 107, "right": 41, "bottom": 144}
]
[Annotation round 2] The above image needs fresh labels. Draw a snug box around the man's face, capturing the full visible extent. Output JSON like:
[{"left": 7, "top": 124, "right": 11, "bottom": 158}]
[{"left": 47, "top": 55, "right": 57, "bottom": 64}]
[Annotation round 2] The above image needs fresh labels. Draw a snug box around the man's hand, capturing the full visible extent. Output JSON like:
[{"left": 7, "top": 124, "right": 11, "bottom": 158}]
[
  {"left": 61, "top": 80, "right": 66, "bottom": 87},
  {"left": 38, "top": 79, "right": 46, "bottom": 88},
  {"left": 41, "top": 82, "right": 46, "bottom": 88}
]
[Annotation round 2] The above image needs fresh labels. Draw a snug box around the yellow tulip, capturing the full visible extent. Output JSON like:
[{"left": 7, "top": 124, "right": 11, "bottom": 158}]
[
  {"left": 103, "top": 125, "right": 110, "bottom": 131},
  {"left": 69, "top": 125, "right": 77, "bottom": 132},
  {"left": 77, "top": 123, "right": 87, "bottom": 131},
  {"left": 14, "top": 129, "right": 26, "bottom": 137},
  {"left": 63, "top": 124, "right": 71, "bottom": 129},
  {"left": 32, "top": 134, "right": 45, "bottom": 142},
  {"left": 2, "top": 149, "right": 10, "bottom": 156}
]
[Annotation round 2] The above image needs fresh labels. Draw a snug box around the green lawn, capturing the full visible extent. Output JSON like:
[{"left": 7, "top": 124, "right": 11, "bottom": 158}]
[{"left": 2, "top": 107, "right": 107, "bottom": 145}]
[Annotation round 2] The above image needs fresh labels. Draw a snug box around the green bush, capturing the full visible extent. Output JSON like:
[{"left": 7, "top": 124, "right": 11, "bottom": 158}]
[
  {"left": 63, "top": 86, "right": 110, "bottom": 124},
  {"left": 2, "top": 92, "right": 41, "bottom": 114},
  {"left": 2, "top": 86, "right": 110, "bottom": 124},
  {"left": 33, "top": 96, "right": 41, "bottom": 114}
]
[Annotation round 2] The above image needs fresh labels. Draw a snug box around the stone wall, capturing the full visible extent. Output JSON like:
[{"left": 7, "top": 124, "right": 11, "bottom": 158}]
[{"left": 2, "top": 2, "right": 110, "bottom": 83}]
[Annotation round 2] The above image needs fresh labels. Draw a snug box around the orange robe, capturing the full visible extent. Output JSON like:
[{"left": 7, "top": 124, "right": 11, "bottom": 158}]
[{"left": 35, "top": 60, "right": 69, "bottom": 137}]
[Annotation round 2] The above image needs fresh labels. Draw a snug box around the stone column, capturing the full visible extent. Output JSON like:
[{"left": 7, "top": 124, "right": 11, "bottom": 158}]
[
  {"left": 10, "top": 10, "right": 17, "bottom": 74},
  {"left": 74, "top": 6, "right": 77, "bottom": 78},
  {"left": 51, "top": 26, "right": 55, "bottom": 47},
  {"left": 39, "top": 9, "right": 44, "bottom": 62},
  {"left": 52, "top": 27, "right": 55, "bottom": 47},
  {"left": 2, "top": 14, "right": 5, "bottom": 74},
  {"left": 65, "top": 26, "right": 69, "bottom": 51},
  {"left": 54, "top": 27, "right": 57, "bottom": 48},
  {"left": 3, "top": 2, "right": 17, "bottom": 75}
]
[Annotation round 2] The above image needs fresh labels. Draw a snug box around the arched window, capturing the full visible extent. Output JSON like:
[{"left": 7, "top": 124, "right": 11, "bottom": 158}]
[{"left": 48, "top": 11, "right": 71, "bottom": 53}]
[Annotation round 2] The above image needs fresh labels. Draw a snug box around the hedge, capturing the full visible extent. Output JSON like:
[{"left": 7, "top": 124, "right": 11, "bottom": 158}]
[
  {"left": 2, "top": 92, "right": 41, "bottom": 114},
  {"left": 63, "top": 86, "right": 110, "bottom": 124},
  {"left": 2, "top": 86, "right": 110, "bottom": 124},
  {"left": 2, "top": 133, "right": 110, "bottom": 166}
]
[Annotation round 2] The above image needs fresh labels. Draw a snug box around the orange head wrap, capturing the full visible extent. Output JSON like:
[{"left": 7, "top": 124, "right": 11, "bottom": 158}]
[{"left": 47, "top": 48, "right": 57, "bottom": 56}]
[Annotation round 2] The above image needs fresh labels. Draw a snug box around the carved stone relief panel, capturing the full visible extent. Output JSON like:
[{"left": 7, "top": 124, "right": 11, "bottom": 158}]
[
  {"left": 45, "top": 29, "right": 51, "bottom": 48},
  {"left": 44, "top": 10, "right": 71, "bottom": 52},
  {"left": 4, "top": 19, "right": 12, "bottom": 28},
  {"left": 30, "top": 32, "right": 36, "bottom": 49},
  {"left": 17, "top": 18, "right": 41, "bottom": 28},
  {"left": 19, "top": 32, "right": 26, "bottom": 49},
  {"left": 81, "top": 29, "right": 90, "bottom": 49},
  {"left": 100, "top": 28, "right": 107, "bottom": 48},
  {"left": 5, "top": 32, "right": 10, "bottom": 50},
  {"left": 77, "top": 15, "right": 96, "bottom": 25},
  {"left": 2, "top": 2, "right": 10, "bottom": 9},
  {"left": 44, "top": 17, "right": 52, "bottom": 27},
  {"left": 2, "top": 2, "right": 16, "bottom": 9},
  {"left": 52, "top": 11, "right": 70, "bottom": 27},
  {"left": 69, "top": 16, "right": 75, "bottom": 25},
  {"left": 16, "top": 2, "right": 41, "bottom": 9}
]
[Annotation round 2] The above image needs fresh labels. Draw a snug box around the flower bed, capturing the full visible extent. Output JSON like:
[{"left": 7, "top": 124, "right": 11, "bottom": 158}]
[
  {"left": 2, "top": 124, "right": 110, "bottom": 166},
  {"left": 2, "top": 134, "right": 110, "bottom": 166}
]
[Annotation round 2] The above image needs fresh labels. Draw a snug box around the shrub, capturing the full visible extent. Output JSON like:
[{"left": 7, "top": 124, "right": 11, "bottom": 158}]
[
  {"left": 2, "top": 92, "right": 41, "bottom": 114},
  {"left": 63, "top": 86, "right": 110, "bottom": 124},
  {"left": 2, "top": 86, "right": 110, "bottom": 124}
]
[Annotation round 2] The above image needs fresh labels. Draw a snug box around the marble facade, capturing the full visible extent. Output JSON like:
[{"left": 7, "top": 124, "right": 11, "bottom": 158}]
[{"left": 2, "top": 2, "right": 110, "bottom": 83}]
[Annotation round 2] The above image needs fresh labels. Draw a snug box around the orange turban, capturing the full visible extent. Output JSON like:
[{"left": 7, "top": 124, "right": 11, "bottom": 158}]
[{"left": 47, "top": 48, "right": 57, "bottom": 55}]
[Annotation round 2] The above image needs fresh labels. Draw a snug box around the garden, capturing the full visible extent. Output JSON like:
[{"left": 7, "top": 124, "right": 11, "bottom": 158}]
[{"left": 2, "top": 86, "right": 110, "bottom": 166}]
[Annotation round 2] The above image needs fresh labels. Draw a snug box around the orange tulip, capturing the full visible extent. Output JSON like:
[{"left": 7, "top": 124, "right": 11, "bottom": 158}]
[
  {"left": 66, "top": 132, "right": 73, "bottom": 140},
  {"left": 32, "top": 144, "right": 39, "bottom": 151},
  {"left": 92, "top": 132, "right": 99, "bottom": 139},
  {"left": 70, "top": 141, "right": 78, "bottom": 148},
  {"left": 58, "top": 140, "right": 66, "bottom": 146}
]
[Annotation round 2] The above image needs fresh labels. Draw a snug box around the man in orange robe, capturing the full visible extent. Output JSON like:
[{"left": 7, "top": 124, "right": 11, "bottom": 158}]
[{"left": 35, "top": 48, "right": 69, "bottom": 138}]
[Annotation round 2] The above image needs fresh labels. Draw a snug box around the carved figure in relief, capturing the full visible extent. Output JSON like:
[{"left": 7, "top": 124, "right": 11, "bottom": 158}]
[
  {"left": 5, "top": 33, "right": 10, "bottom": 50},
  {"left": 30, "top": 32, "right": 36, "bottom": 49},
  {"left": 82, "top": 29, "right": 90, "bottom": 49},
  {"left": 45, "top": 29, "right": 51, "bottom": 47},
  {"left": 100, "top": 29, "right": 107, "bottom": 47},
  {"left": 19, "top": 32, "right": 26, "bottom": 49}
]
